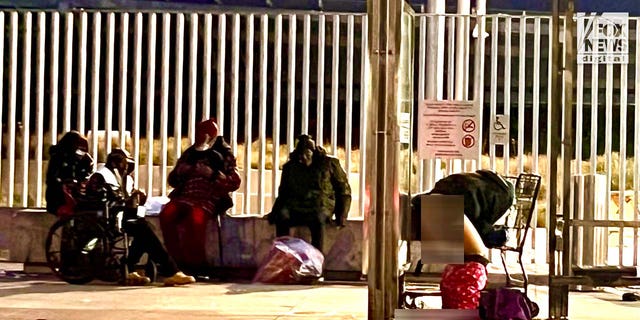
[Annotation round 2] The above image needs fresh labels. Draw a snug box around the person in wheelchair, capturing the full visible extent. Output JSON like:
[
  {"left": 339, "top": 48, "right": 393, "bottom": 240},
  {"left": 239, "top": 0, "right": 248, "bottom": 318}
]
[
  {"left": 84, "top": 148, "right": 196, "bottom": 286},
  {"left": 45, "top": 131, "right": 94, "bottom": 217}
]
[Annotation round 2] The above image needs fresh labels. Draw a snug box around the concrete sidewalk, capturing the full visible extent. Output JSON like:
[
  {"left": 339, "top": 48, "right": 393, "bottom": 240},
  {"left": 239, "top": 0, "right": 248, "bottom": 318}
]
[{"left": 1, "top": 264, "right": 639, "bottom": 319}]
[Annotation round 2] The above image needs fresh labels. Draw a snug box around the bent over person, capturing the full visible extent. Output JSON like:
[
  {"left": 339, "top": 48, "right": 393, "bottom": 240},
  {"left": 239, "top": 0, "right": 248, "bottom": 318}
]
[
  {"left": 267, "top": 134, "right": 352, "bottom": 252},
  {"left": 84, "top": 148, "right": 196, "bottom": 286},
  {"left": 160, "top": 119, "right": 241, "bottom": 274}
]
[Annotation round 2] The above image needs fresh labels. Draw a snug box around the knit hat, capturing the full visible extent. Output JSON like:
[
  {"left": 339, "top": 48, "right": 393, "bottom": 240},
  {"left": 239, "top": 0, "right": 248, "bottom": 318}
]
[{"left": 195, "top": 119, "right": 219, "bottom": 144}]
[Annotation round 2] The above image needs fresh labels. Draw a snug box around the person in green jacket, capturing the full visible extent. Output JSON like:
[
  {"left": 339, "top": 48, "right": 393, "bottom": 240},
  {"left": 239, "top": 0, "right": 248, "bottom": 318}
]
[{"left": 267, "top": 134, "right": 352, "bottom": 252}]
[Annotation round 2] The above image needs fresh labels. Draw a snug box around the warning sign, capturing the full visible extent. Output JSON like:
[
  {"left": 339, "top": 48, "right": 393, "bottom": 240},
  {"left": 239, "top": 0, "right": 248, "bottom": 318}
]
[{"left": 418, "top": 100, "right": 480, "bottom": 160}]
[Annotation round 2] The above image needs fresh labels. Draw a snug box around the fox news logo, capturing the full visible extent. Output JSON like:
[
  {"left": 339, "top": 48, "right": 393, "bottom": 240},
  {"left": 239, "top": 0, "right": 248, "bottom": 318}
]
[{"left": 577, "top": 12, "right": 628, "bottom": 64}]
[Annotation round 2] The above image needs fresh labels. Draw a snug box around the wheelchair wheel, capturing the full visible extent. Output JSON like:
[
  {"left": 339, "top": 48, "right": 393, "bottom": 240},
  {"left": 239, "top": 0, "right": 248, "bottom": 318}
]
[
  {"left": 144, "top": 259, "right": 158, "bottom": 283},
  {"left": 45, "top": 214, "right": 110, "bottom": 284}
]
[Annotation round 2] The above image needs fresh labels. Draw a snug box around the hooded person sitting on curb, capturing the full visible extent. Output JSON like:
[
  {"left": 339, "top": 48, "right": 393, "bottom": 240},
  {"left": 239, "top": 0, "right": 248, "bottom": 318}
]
[{"left": 267, "top": 134, "right": 352, "bottom": 252}]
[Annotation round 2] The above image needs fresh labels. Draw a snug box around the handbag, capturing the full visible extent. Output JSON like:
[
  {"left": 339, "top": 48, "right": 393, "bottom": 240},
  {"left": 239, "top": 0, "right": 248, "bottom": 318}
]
[{"left": 479, "top": 287, "right": 539, "bottom": 320}]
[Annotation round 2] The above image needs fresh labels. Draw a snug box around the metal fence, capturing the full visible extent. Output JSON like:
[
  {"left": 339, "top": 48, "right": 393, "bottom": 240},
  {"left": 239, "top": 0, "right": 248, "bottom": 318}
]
[
  {"left": 0, "top": 9, "right": 370, "bottom": 219},
  {"left": 0, "top": 8, "right": 639, "bottom": 267}
]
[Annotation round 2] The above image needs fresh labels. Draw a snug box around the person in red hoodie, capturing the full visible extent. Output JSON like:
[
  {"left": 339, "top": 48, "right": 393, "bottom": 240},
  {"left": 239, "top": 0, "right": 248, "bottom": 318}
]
[{"left": 160, "top": 119, "right": 241, "bottom": 275}]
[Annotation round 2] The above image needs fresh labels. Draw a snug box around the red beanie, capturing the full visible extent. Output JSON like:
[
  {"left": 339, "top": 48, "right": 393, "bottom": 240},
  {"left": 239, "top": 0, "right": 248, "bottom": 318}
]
[{"left": 195, "top": 119, "right": 219, "bottom": 144}]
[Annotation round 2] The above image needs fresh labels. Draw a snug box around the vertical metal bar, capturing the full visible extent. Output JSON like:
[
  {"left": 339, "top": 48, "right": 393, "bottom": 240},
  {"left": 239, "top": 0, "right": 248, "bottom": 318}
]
[
  {"left": 634, "top": 20, "right": 640, "bottom": 266},
  {"left": 230, "top": 14, "right": 240, "bottom": 157},
  {"left": 331, "top": 14, "right": 340, "bottom": 156},
  {"left": 473, "top": 7, "right": 486, "bottom": 169},
  {"left": 160, "top": 13, "right": 171, "bottom": 196},
  {"left": 174, "top": 13, "right": 185, "bottom": 160},
  {"left": 50, "top": 12, "right": 59, "bottom": 144},
  {"left": 272, "top": 14, "right": 283, "bottom": 203},
  {"left": 532, "top": 17, "right": 540, "bottom": 173},
  {"left": 287, "top": 14, "right": 297, "bottom": 153},
  {"left": 217, "top": 14, "right": 226, "bottom": 131},
  {"left": 7, "top": 12, "right": 18, "bottom": 207},
  {"left": 316, "top": 14, "right": 326, "bottom": 144},
  {"left": 62, "top": 12, "right": 73, "bottom": 133},
  {"left": 604, "top": 61, "right": 615, "bottom": 263},
  {"left": 105, "top": 12, "right": 115, "bottom": 154},
  {"left": 503, "top": 16, "right": 511, "bottom": 175},
  {"left": 244, "top": 14, "right": 255, "bottom": 215},
  {"left": 146, "top": 13, "right": 157, "bottom": 195},
  {"left": 21, "top": 12, "right": 33, "bottom": 207},
  {"left": 90, "top": 13, "right": 101, "bottom": 167},
  {"left": 489, "top": 16, "right": 498, "bottom": 171},
  {"left": 132, "top": 13, "right": 143, "bottom": 185},
  {"left": 203, "top": 13, "right": 213, "bottom": 120},
  {"left": 118, "top": 13, "right": 129, "bottom": 150},
  {"left": 576, "top": 62, "right": 584, "bottom": 173},
  {"left": 517, "top": 16, "right": 526, "bottom": 174},
  {"left": 188, "top": 13, "right": 198, "bottom": 143},
  {"left": 35, "top": 12, "right": 46, "bottom": 207},
  {"left": 447, "top": 16, "right": 455, "bottom": 100},
  {"left": 418, "top": 16, "right": 426, "bottom": 191},
  {"left": 456, "top": 1, "right": 470, "bottom": 100},
  {"left": 258, "top": 14, "right": 268, "bottom": 215},
  {"left": 229, "top": 12, "right": 239, "bottom": 217},
  {"left": 619, "top": 63, "right": 628, "bottom": 266},
  {"left": 590, "top": 64, "right": 599, "bottom": 174},
  {"left": 359, "top": 15, "right": 368, "bottom": 218},
  {"left": 301, "top": 14, "right": 311, "bottom": 134},
  {"left": 0, "top": 13, "right": 4, "bottom": 196},
  {"left": 345, "top": 14, "right": 354, "bottom": 176},
  {"left": 78, "top": 12, "right": 88, "bottom": 134},
  {"left": 547, "top": 17, "right": 554, "bottom": 221}
]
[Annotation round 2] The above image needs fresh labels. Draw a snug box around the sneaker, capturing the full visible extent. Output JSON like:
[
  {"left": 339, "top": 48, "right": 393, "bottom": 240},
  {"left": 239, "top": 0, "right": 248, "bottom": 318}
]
[
  {"left": 164, "top": 271, "right": 196, "bottom": 286},
  {"left": 125, "top": 271, "right": 151, "bottom": 286}
]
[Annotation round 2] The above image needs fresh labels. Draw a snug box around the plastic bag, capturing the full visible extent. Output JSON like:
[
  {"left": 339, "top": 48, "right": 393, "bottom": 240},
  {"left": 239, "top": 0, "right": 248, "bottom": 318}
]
[{"left": 252, "top": 236, "right": 324, "bottom": 284}]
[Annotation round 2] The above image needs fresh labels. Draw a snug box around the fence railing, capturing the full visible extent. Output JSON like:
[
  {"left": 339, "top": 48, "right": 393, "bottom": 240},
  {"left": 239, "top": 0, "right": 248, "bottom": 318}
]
[{"left": 0, "top": 8, "right": 639, "bottom": 268}]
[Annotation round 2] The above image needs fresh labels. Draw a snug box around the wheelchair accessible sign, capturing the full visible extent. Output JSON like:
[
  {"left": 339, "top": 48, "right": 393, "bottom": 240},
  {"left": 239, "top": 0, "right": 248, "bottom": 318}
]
[{"left": 418, "top": 100, "right": 480, "bottom": 160}]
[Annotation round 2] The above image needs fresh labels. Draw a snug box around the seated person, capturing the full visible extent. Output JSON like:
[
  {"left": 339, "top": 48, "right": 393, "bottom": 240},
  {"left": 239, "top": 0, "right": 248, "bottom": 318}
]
[
  {"left": 84, "top": 148, "right": 196, "bottom": 286},
  {"left": 160, "top": 119, "right": 241, "bottom": 273},
  {"left": 411, "top": 170, "right": 515, "bottom": 247},
  {"left": 45, "top": 131, "right": 94, "bottom": 217},
  {"left": 267, "top": 134, "right": 351, "bottom": 252}
]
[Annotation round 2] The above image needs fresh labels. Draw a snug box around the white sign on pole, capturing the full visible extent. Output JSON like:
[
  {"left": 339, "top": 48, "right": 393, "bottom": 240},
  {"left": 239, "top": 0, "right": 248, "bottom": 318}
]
[
  {"left": 490, "top": 114, "right": 509, "bottom": 145},
  {"left": 418, "top": 100, "right": 480, "bottom": 160}
]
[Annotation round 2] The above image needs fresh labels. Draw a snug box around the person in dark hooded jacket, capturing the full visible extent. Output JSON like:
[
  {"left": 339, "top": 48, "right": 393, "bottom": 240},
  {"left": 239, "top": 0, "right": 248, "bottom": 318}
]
[
  {"left": 45, "top": 131, "right": 94, "bottom": 216},
  {"left": 267, "top": 134, "right": 352, "bottom": 252},
  {"left": 411, "top": 169, "right": 515, "bottom": 247}
]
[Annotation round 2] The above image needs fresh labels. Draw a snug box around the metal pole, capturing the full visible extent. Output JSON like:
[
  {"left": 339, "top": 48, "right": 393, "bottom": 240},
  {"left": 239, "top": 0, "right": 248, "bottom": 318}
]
[
  {"left": 367, "top": 0, "right": 403, "bottom": 318},
  {"left": 549, "top": 0, "right": 574, "bottom": 318}
]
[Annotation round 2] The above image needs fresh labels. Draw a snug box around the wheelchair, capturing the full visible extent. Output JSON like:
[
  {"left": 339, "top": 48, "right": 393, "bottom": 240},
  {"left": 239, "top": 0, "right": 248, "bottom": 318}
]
[{"left": 45, "top": 198, "right": 158, "bottom": 285}]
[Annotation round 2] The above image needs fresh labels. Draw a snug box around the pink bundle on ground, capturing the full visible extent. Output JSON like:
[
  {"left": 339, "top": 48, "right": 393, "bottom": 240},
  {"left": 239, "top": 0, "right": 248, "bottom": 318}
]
[
  {"left": 440, "top": 262, "right": 488, "bottom": 309},
  {"left": 253, "top": 236, "right": 324, "bottom": 284}
]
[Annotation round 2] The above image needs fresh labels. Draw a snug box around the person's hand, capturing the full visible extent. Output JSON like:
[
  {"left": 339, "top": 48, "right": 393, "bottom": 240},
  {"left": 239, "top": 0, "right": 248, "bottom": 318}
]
[{"left": 130, "top": 189, "right": 147, "bottom": 206}]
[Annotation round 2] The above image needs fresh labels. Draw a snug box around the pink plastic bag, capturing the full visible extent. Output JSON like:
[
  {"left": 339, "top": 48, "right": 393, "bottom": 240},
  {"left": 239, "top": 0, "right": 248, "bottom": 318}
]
[{"left": 252, "top": 236, "right": 324, "bottom": 284}]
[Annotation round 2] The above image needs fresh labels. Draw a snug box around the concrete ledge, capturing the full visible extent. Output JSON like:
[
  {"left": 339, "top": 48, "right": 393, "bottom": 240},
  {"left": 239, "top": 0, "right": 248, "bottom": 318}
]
[{"left": 0, "top": 208, "right": 363, "bottom": 273}]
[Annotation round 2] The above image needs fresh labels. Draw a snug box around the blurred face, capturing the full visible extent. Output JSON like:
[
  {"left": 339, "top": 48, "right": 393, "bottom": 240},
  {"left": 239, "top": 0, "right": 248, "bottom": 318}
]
[
  {"left": 113, "top": 157, "right": 129, "bottom": 176},
  {"left": 74, "top": 146, "right": 88, "bottom": 159},
  {"left": 300, "top": 148, "right": 314, "bottom": 167}
]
